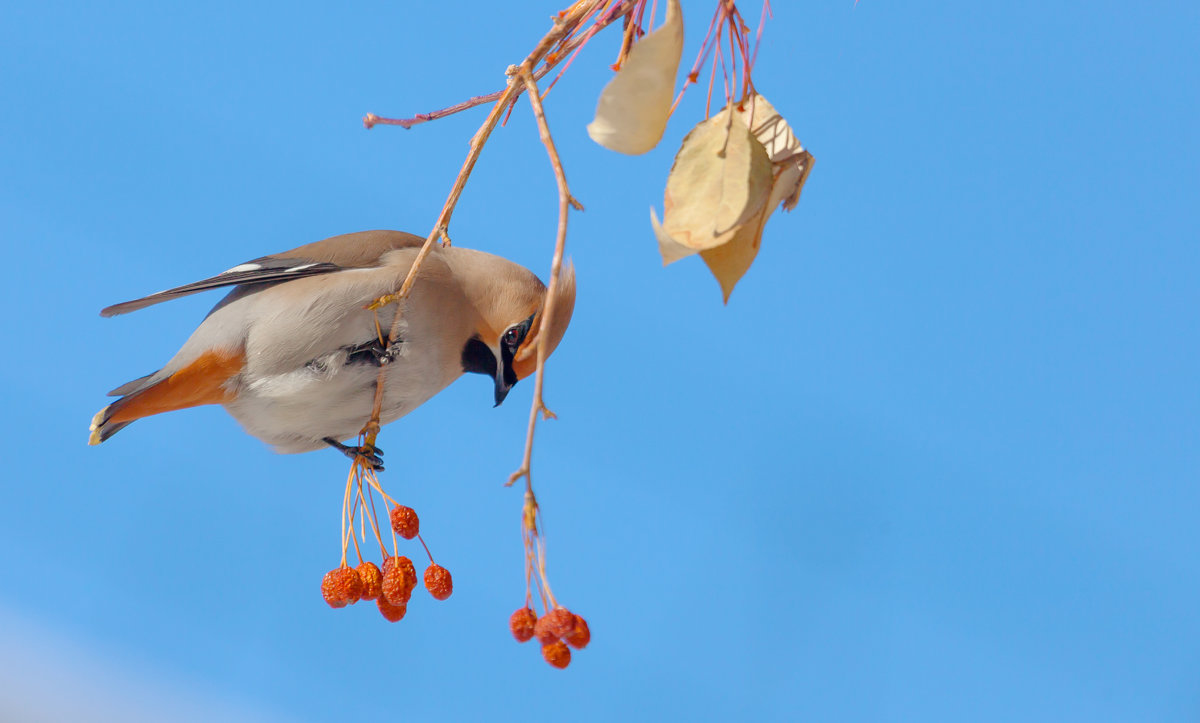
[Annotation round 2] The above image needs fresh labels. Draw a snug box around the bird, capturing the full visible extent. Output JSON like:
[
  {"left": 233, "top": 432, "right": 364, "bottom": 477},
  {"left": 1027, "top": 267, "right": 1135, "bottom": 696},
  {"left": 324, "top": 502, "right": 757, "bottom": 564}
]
[{"left": 89, "top": 230, "right": 576, "bottom": 469}]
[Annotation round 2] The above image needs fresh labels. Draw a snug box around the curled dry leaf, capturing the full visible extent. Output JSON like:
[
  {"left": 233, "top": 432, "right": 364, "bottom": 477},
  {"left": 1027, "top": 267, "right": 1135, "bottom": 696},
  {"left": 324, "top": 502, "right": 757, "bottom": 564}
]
[
  {"left": 653, "top": 94, "right": 816, "bottom": 301},
  {"left": 586, "top": 0, "right": 683, "bottom": 155},
  {"left": 659, "top": 105, "right": 772, "bottom": 254},
  {"left": 650, "top": 103, "right": 772, "bottom": 263},
  {"left": 733, "top": 94, "right": 815, "bottom": 213}
]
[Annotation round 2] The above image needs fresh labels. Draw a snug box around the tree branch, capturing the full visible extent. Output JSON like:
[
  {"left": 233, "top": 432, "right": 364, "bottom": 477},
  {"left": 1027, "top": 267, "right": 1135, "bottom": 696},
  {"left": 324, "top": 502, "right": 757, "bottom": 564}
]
[
  {"left": 363, "top": 1, "right": 638, "bottom": 131},
  {"left": 507, "top": 68, "right": 581, "bottom": 489},
  {"left": 356, "top": 0, "right": 613, "bottom": 448}
]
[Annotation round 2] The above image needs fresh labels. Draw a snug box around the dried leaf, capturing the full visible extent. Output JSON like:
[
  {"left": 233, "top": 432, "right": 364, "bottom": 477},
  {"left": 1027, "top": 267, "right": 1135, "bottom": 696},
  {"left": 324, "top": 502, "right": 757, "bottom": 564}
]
[
  {"left": 700, "top": 202, "right": 768, "bottom": 303},
  {"left": 733, "top": 94, "right": 815, "bottom": 212},
  {"left": 586, "top": 0, "right": 683, "bottom": 155},
  {"left": 654, "top": 105, "right": 773, "bottom": 263},
  {"left": 702, "top": 94, "right": 814, "bottom": 300},
  {"left": 652, "top": 95, "right": 815, "bottom": 302},
  {"left": 649, "top": 207, "right": 695, "bottom": 264}
]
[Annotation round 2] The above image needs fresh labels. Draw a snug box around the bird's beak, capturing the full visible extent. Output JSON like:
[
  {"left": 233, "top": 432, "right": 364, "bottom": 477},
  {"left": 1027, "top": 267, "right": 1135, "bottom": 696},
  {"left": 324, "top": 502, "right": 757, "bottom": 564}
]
[
  {"left": 494, "top": 371, "right": 513, "bottom": 407},
  {"left": 494, "top": 338, "right": 518, "bottom": 407}
]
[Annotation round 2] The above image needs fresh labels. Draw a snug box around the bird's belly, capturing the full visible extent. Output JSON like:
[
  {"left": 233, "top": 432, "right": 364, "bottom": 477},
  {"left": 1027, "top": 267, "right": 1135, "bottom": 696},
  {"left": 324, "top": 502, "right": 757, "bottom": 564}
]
[{"left": 224, "top": 352, "right": 454, "bottom": 454}]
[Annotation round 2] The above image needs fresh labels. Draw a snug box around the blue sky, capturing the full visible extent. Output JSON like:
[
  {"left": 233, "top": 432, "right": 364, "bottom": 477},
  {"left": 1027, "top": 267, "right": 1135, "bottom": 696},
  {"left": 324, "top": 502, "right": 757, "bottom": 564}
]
[{"left": 2, "top": 1, "right": 1198, "bottom": 720}]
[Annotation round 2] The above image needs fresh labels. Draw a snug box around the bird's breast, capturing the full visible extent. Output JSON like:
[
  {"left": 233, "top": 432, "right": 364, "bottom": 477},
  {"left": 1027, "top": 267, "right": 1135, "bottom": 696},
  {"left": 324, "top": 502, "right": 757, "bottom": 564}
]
[{"left": 225, "top": 338, "right": 462, "bottom": 453}]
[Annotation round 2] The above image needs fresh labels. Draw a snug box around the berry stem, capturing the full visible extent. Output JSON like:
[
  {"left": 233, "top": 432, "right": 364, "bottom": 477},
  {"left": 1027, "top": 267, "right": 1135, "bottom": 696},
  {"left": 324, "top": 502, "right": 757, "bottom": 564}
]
[
  {"left": 364, "top": 480, "right": 389, "bottom": 559},
  {"left": 415, "top": 532, "right": 435, "bottom": 565},
  {"left": 362, "top": 471, "right": 400, "bottom": 508},
  {"left": 347, "top": 478, "right": 365, "bottom": 565},
  {"left": 361, "top": 472, "right": 401, "bottom": 555},
  {"left": 339, "top": 462, "right": 357, "bottom": 567}
]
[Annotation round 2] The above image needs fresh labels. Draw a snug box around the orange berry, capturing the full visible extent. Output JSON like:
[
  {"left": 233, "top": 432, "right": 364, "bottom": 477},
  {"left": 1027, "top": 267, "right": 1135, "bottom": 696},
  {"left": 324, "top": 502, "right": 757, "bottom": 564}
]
[
  {"left": 424, "top": 564, "right": 453, "bottom": 600},
  {"left": 542, "top": 640, "right": 571, "bottom": 669},
  {"left": 535, "top": 608, "right": 576, "bottom": 643},
  {"left": 321, "top": 572, "right": 347, "bottom": 608},
  {"left": 320, "top": 566, "right": 363, "bottom": 608},
  {"left": 356, "top": 561, "right": 383, "bottom": 601},
  {"left": 565, "top": 614, "right": 590, "bottom": 649},
  {"left": 510, "top": 607, "right": 538, "bottom": 643},
  {"left": 389, "top": 505, "right": 420, "bottom": 540},
  {"left": 533, "top": 614, "right": 557, "bottom": 644},
  {"left": 376, "top": 595, "right": 407, "bottom": 623},
  {"left": 382, "top": 556, "right": 417, "bottom": 605}
]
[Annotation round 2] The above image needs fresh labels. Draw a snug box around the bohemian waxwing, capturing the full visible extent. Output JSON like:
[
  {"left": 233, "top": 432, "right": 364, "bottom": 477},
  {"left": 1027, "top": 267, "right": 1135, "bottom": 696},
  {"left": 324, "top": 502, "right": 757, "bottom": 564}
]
[{"left": 89, "top": 230, "right": 576, "bottom": 468}]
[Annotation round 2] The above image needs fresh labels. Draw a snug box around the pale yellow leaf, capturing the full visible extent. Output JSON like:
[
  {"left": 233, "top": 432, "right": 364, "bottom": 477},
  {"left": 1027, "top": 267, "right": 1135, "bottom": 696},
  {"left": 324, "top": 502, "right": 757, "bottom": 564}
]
[
  {"left": 699, "top": 201, "right": 769, "bottom": 303},
  {"left": 651, "top": 95, "right": 815, "bottom": 301},
  {"left": 733, "top": 93, "right": 815, "bottom": 211},
  {"left": 700, "top": 229, "right": 759, "bottom": 302},
  {"left": 650, "top": 207, "right": 697, "bottom": 264},
  {"left": 586, "top": 0, "right": 683, "bottom": 155},
  {"left": 656, "top": 105, "right": 773, "bottom": 260}
]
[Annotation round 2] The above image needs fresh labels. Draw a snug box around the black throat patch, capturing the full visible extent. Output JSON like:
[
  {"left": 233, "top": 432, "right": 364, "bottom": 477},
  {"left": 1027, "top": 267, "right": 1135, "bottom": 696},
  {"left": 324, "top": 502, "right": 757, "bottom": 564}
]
[{"left": 461, "top": 336, "right": 497, "bottom": 378}]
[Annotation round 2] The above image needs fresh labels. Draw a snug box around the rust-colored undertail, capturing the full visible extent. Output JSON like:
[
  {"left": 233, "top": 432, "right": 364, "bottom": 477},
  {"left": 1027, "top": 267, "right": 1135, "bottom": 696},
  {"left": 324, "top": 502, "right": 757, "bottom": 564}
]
[{"left": 88, "top": 349, "right": 244, "bottom": 445}]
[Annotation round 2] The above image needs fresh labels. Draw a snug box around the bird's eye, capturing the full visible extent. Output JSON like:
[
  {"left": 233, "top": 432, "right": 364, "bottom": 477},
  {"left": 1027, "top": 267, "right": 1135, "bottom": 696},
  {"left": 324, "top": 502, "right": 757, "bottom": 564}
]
[{"left": 503, "top": 327, "right": 521, "bottom": 346}]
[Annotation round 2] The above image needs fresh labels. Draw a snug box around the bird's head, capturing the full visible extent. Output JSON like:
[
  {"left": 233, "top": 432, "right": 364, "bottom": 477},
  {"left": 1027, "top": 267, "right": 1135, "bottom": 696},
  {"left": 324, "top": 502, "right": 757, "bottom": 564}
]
[{"left": 460, "top": 257, "right": 576, "bottom": 406}]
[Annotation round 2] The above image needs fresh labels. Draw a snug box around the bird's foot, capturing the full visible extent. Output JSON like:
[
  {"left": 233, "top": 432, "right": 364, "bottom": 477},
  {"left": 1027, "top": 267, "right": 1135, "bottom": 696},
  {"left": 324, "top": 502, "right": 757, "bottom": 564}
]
[
  {"left": 374, "top": 341, "right": 402, "bottom": 366},
  {"left": 345, "top": 338, "right": 403, "bottom": 367},
  {"left": 323, "top": 437, "right": 385, "bottom": 471}
]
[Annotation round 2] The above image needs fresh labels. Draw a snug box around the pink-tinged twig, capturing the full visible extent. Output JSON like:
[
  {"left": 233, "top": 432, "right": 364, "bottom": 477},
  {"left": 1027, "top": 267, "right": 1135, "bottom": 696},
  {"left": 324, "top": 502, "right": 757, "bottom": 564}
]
[
  {"left": 359, "top": 0, "right": 613, "bottom": 448},
  {"left": 671, "top": 4, "right": 723, "bottom": 114},
  {"left": 673, "top": 0, "right": 771, "bottom": 115},
  {"left": 507, "top": 68, "right": 579, "bottom": 491},
  {"left": 507, "top": 67, "right": 580, "bottom": 610},
  {"left": 364, "top": 1, "right": 639, "bottom": 131},
  {"left": 751, "top": 0, "right": 772, "bottom": 69}
]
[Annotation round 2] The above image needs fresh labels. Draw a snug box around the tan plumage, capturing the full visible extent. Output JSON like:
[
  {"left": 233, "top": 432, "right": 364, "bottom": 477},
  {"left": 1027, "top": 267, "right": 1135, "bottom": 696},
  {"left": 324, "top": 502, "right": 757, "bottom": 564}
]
[{"left": 90, "top": 230, "right": 576, "bottom": 457}]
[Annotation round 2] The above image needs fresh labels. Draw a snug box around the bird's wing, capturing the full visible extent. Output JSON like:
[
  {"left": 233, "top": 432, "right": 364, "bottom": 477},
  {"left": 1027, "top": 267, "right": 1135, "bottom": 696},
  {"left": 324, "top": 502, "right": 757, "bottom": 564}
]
[{"left": 99, "top": 230, "right": 427, "bottom": 317}]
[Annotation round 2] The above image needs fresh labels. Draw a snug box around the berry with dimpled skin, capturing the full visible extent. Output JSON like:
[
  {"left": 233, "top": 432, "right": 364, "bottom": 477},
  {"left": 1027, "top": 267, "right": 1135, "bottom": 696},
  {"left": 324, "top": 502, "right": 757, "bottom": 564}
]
[
  {"left": 356, "top": 561, "right": 383, "bottom": 601},
  {"left": 565, "top": 614, "right": 590, "bottom": 649},
  {"left": 510, "top": 607, "right": 538, "bottom": 643},
  {"left": 424, "top": 564, "right": 453, "bottom": 600},
  {"left": 376, "top": 596, "right": 407, "bottom": 623},
  {"left": 546, "top": 608, "right": 577, "bottom": 638},
  {"left": 321, "top": 566, "right": 363, "bottom": 608},
  {"left": 382, "top": 556, "right": 417, "bottom": 605},
  {"left": 534, "top": 608, "right": 575, "bottom": 643},
  {"left": 389, "top": 505, "right": 420, "bottom": 540},
  {"left": 541, "top": 640, "right": 571, "bottom": 669}
]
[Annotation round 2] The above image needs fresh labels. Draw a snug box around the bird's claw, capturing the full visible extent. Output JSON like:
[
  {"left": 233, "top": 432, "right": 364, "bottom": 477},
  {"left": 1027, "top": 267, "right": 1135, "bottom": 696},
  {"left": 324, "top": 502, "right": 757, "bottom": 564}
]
[{"left": 323, "top": 438, "right": 385, "bottom": 471}]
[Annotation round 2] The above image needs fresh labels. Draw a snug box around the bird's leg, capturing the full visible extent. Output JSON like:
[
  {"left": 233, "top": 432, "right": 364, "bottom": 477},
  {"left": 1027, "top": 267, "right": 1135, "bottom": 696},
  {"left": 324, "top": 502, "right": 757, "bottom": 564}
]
[
  {"left": 323, "top": 437, "right": 385, "bottom": 471},
  {"left": 377, "top": 340, "right": 403, "bottom": 366},
  {"left": 344, "top": 338, "right": 403, "bottom": 367}
]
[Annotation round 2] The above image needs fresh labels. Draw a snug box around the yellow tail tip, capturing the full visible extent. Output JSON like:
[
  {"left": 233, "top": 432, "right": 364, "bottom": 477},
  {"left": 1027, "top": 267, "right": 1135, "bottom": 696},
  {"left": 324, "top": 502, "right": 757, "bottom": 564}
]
[{"left": 88, "top": 407, "right": 108, "bottom": 446}]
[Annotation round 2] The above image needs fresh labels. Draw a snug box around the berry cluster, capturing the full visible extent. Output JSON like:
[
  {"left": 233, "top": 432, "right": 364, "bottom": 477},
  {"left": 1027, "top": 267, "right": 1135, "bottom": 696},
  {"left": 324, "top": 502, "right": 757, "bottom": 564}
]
[
  {"left": 505, "top": 488, "right": 591, "bottom": 668},
  {"left": 327, "top": 441, "right": 590, "bottom": 670},
  {"left": 510, "top": 605, "right": 590, "bottom": 669},
  {"left": 321, "top": 500, "right": 453, "bottom": 622}
]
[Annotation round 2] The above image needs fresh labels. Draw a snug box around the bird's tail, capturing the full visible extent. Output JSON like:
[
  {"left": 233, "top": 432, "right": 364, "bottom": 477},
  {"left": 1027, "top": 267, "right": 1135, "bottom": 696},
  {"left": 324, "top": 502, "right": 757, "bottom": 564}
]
[
  {"left": 88, "top": 349, "right": 245, "bottom": 445},
  {"left": 88, "top": 405, "right": 133, "bottom": 445}
]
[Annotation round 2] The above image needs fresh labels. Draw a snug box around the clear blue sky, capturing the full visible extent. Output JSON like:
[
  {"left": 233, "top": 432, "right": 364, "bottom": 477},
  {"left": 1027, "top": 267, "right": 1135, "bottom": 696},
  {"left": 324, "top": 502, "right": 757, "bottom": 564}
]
[{"left": 2, "top": 1, "right": 1197, "bottom": 720}]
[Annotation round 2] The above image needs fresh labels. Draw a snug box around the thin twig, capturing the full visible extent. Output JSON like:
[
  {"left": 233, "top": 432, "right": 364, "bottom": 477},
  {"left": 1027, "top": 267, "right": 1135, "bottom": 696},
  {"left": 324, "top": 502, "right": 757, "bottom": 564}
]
[
  {"left": 672, "top": 3, "right": 723, "bottom": 114},
  {"left": 506, "top": 68, "right": 576, "bottom": 489},
  {"left": 364, "top": 1, "right": 638, "bottom": 131},
  {"left": 357, "top": 0, "right": 611, "bottom": 449}
]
